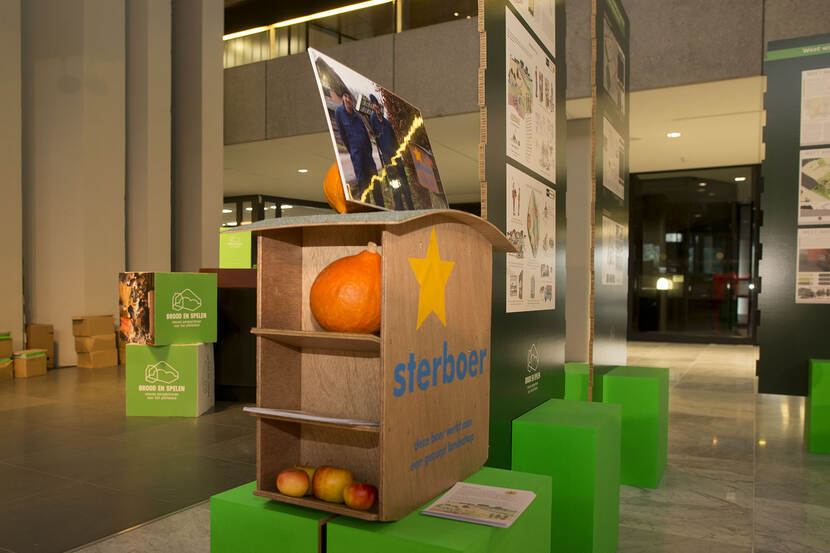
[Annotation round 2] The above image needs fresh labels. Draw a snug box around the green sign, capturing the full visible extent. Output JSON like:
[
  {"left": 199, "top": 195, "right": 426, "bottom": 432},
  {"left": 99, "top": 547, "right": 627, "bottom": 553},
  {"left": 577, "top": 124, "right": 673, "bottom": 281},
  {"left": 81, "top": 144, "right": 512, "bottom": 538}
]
[
  {"left": 766, "top": 42, "right": 830, "bottom": 61},
  {"left": 154, "top": 273, "right": 218, "bottom": 344},
  {"left": 126, "top": 343, "right": 214, "bottom": 417},
  {"left": 220, "top": 230, "right": 252, "bottom": 269}
]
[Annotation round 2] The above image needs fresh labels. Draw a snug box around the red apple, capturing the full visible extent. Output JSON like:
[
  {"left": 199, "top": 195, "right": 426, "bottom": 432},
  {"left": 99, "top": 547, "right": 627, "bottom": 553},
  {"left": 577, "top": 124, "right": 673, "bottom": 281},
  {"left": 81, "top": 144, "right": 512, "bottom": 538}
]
[
  {"left": 276, "top": 468, "right": 309, "bottom": 497},
  {"left": 343, "top": 482, "right": 377, "bottom": 511},
  {"left": 293, "top": 465, "right": 316, "bottom": 495},
  {"left": 312, "top": 465, "right": 354, "bottom": 503}
]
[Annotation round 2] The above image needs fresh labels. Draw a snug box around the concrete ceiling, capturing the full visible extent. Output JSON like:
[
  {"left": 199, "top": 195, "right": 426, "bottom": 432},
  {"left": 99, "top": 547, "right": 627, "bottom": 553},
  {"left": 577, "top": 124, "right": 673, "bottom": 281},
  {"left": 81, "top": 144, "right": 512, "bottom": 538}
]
[{"left": 224, "top": 75, "right": 765, "bottom": 203}]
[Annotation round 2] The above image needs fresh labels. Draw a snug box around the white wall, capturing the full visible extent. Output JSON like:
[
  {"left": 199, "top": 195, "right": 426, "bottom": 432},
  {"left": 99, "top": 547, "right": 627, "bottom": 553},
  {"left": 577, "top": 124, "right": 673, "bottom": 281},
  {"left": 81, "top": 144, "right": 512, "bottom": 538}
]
[
  {"left": 23, "top": 0, "right": 126, "bottom": 366},
  {"left": 0, "top": 0, "right": 23, "bottom": 352},
  {"left": 127, "top": 0, "right": 172, "bottom": 272}
]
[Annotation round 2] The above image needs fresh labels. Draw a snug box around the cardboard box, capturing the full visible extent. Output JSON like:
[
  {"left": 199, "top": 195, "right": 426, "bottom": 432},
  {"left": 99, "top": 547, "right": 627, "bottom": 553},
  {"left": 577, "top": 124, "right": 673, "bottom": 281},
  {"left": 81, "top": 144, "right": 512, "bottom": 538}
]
[
  {"left": 26, "top": 324, "right": 55, "bottom": 368},
  {"left": 14, "top": 349, "right": 47, "bottom": 378},
  {"left": 126, "top": 343, "right": 214, "bottom": 417},
  {"left": 119, "top": 272, "right": 217, "bottom": 346},
  {"left": 0, "top": 332, "right": 12, "bottom": 359},
  {"left": 75, "top": 333, "right": 116, "bottom": 353},
  {"left": 72, "top": 315, "right": 114, "bottom": 337},
  {"left": 77, "top": 348, "right": 118, "bottom": 369},
  {"left": 0, "top": 358, "right": 12, "bottom": 381}
]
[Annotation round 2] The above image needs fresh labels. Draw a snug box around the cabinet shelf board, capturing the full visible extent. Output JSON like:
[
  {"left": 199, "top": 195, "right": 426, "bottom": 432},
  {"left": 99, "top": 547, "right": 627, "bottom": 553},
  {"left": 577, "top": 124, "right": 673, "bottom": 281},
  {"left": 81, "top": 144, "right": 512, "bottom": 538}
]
[
  {"left": 244, "top": 407, "right": 380, "bottom": 433},
  {"left": 252, "top": 489, "right": 380, "bottom": 521},
  {"left": 252, "top": 327, "right": 381, "bottom": 353}
]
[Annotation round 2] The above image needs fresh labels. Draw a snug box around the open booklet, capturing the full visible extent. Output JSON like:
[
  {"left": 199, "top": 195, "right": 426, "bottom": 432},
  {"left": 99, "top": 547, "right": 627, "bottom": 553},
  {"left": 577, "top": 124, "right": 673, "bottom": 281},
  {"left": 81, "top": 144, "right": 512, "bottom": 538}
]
[{"left": 421, "top": 482, "right": 536, "bottom": 528}]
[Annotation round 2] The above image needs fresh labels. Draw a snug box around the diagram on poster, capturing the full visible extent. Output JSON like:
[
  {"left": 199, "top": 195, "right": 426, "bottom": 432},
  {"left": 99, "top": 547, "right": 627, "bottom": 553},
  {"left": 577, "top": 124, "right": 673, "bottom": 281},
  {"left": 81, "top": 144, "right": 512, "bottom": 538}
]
[
  {"left": 506, "top": 164, "right": 556, "bottom": 313},
  {"left": 601, "top": 216, "right": 627, "bottom": 286},
  {"left": 507, "top": 0, "right": 556, "bottom": 56},
  {"left": 602, "top": 117, "right": 625, "bottom": 200},
  {"left": 799, "top": 148, "right": 830, "bottom": 225},
  {"left": 801, "top": 68, "right": 830, "bottom": 147},
  {"left": 797, "top": 228, "right": 830, "bottom": 303},
  {"left": 602, "top": 17, "right": 626, "bottom": 114},
  {"left": 506, "top": 7, "right": 556, "bottom": 184}
]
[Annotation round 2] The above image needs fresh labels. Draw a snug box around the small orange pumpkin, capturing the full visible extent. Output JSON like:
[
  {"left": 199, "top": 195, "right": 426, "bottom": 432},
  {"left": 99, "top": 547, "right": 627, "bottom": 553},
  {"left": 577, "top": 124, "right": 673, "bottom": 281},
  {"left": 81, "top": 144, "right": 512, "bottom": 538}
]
[
  {"left": 310, "top": 243, "right": 381, "bottom": 333},
  {"left": 324, "top": 162, "right": 358, "bottom": 214}
]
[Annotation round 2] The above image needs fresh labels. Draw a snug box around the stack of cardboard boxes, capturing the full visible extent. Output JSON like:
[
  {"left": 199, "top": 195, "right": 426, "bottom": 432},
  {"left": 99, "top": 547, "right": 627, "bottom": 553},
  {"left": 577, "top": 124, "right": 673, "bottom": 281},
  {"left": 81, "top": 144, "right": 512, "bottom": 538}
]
[
  {"left": 26, "top": 324, "right": 55, "bottom": 368},
  {"left": 119, "top": 272, "right": 217, "bottom": 417},
  {"left": 13, "top": 349, "right": 47, "bottom": 378},
  {"left": 72, "top": 315, "right": 118, "bottom": 368},
  {"left": 0, "top": 331, "right": 13, "bottom": 380}
]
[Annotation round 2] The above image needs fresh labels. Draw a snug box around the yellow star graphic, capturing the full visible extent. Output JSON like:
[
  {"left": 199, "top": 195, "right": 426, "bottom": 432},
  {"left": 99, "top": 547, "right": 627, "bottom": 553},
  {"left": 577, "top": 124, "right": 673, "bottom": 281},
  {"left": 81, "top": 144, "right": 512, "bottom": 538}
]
[{"left": 409, "top": 227, "right": 455, "bottom": 329}]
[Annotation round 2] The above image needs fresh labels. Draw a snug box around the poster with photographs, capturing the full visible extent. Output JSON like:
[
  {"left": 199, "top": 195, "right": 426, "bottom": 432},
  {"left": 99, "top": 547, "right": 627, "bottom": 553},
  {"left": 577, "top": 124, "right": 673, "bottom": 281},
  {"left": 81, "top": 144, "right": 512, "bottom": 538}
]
[
  {"left": 799, "top": 148, "right": 830, "bottom": 225},
  {"left": 602, "top": 117, "right": 625, "bottom": 200},
  {"left": 308, "top": 48, "right": 448, "bottom": 211},
  {"left": 506, "top": 164, "right": 556, "bottom": 313},
  {"left": 602, "top": 17, "right": 626, "bottom": 115},
  {"left": 601, "top": 216, "right": 627, "bottom": 286},
  {"left": 796, "top": 227, "right": 830, "bottom": 303},
  {"left": 505, "top": 7, "right": 557, "bottom": 184},
  {"left": 507, "top": 0, "right": 556, "bottom": 56},
  {"left": 801, "top": 68, "right": 830, "bottom": 147}
]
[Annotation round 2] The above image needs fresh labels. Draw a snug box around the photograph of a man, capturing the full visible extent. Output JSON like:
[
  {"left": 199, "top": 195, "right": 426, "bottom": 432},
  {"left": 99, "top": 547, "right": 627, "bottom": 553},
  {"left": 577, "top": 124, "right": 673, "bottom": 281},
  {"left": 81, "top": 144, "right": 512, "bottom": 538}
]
[
  {"left": 333, "top": 90, "right": 384, "bottom": 206},
  {"left": 369, "top": 94, "right": 414, "bottom": 210}
]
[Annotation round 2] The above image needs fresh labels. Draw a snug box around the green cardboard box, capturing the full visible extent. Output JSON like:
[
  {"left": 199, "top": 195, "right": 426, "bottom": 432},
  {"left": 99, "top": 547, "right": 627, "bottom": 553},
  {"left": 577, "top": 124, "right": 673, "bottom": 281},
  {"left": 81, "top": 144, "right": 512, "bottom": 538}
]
[
  {"left": 219, "top": 230, "right": 252, "bottom": 269},
  {"left": 807, "top": 359, "right": 830, "bottom": 453},
  {"left": 118, "top": 272, "right": 217, "bottom": 345},
  {"left": 126, "top": 343, "right": 214, "bottom": 417}
]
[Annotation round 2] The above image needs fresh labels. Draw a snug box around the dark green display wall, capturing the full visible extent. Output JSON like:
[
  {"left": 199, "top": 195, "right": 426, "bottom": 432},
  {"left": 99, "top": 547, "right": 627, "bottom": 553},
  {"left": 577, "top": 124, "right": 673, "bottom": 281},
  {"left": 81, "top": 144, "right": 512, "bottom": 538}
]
[
  {"left": 481, "top": 0, "right": 567, "bottom": 469},
  {"left": 759, "top": 33, "right": 830, "bottom": 396},
  {"left": 591, "top": 0, "right": 630, "bottom": 370}
]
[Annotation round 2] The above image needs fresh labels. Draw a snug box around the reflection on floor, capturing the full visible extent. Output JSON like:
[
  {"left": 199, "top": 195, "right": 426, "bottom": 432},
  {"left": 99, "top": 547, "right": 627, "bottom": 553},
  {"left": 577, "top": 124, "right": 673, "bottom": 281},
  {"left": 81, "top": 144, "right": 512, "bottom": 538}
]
[
  {"left": 0, "top": 364, "right": 255, "bottom": 553},
  {"left": 5, "top": 343, "right": 830, "bottom": 552}
]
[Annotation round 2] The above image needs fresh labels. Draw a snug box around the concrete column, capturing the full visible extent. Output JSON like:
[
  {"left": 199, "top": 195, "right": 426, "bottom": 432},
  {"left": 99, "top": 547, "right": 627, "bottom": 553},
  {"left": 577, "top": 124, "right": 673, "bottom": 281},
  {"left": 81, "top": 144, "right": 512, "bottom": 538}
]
[
  {"left": 0, "top": 0, "right": 23, "bottom": 351},
  {"left": 172, "top": 0, "right": 223, "bottom": 272},
  {"left": 23, "top": 0, "right": 125, "bottom": 366},
  {"left": 127, "top": 0, "right": 172, "bottom": 271},
  {"left": 565, "top": 118, "right": 592, "bottom": 363}
]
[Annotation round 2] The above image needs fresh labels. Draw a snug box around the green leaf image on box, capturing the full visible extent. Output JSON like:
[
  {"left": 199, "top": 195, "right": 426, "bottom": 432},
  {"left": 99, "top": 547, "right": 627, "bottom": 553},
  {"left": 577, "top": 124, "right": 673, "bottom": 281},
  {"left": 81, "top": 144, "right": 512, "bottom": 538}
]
[
  {"left": 119, "top": 272, "right": 217, "bottom": 345},
  {"left": 126, "top": 343, "right": 214, "bottom": 417},
  {"left": 220, "top": 230, "right": 252, "bottom": 269}
]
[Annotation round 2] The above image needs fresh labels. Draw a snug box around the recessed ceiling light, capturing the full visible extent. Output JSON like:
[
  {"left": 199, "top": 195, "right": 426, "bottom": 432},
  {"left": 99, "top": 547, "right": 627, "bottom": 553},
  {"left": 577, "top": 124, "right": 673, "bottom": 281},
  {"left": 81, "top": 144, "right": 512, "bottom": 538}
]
[
  {"left": 269, "top": 205, "right": 277, "bottom": 209},
  {"left": 281, "top": 204, "right": 293, "bottom": 209},
  {"left": 226, "top": 222, "right": 238, "bottom": 226},
  {"left": 698, "top": 182, "right": 707, "bottom": 187},
  {"left": 667, "top": 132, "right": 681, "bottom": 138},
  {"left": 734, "top": 176, "right": 746, "bottom": 182},
  {"left": 298, "top": 169, "right": 309, "bottom": 173},
  {"left": 222, "top": 209, "right": 232, "bottom": 213},
  {"left": 453, "top": 11, "right": 459, "bottom": 16},
  {"left": 245, "top": 207, "right": 253, "bottom": 211},
  {"left": 466, "top": 15, "right": 471, "bottom": 18}
]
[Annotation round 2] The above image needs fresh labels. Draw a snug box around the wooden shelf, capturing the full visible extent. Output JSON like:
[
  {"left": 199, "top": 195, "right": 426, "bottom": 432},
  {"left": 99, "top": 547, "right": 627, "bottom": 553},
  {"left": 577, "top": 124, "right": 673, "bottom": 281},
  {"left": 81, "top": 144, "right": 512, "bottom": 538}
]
[
  {"left": 252, "top": 327, "right": 380, "bottom": 354},
  {"left": 253, "top": 489, "right": 380, "bottom": 521},
  {"left": 244, "top": 407, "right": 380, "bottom": 433}
]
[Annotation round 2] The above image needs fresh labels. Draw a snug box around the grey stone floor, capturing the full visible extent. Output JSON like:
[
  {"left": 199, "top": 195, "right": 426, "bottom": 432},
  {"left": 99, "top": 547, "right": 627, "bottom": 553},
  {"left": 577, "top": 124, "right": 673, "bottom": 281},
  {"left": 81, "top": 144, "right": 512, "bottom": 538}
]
[{"left": 6, "top": 343, "right": 830, "bottom": 552}]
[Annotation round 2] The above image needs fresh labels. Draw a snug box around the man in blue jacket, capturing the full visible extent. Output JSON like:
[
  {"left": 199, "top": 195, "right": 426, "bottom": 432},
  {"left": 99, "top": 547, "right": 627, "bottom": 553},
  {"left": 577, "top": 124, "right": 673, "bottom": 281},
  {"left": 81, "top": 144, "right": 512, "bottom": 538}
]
[
  {"left": 369, "top": 94, "right": 414, "bottom": 210},
  {"left": 333, "top": 90, "right": 384, "bottom": 206}
]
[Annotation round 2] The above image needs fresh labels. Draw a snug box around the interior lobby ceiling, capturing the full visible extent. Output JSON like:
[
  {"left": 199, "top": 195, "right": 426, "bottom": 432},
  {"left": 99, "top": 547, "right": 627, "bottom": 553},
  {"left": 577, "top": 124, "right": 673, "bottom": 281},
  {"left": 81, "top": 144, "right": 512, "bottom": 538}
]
[{"left": 223, "top": 76, "right": 765, "bottom": 204}]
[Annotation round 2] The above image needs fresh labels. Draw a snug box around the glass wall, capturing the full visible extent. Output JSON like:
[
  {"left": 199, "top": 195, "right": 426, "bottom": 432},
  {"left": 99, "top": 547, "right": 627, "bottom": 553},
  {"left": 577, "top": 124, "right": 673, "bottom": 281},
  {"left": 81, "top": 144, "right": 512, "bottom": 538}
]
[{"left": 628, "top": 165, "right": 760, "bottom": 343}]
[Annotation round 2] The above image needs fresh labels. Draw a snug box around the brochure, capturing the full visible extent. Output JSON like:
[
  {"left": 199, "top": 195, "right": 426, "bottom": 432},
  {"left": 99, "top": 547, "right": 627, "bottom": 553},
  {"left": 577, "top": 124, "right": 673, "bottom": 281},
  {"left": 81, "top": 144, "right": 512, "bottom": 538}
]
[{"left": 421, "top": 482, "right": 536, "bottom": 528}]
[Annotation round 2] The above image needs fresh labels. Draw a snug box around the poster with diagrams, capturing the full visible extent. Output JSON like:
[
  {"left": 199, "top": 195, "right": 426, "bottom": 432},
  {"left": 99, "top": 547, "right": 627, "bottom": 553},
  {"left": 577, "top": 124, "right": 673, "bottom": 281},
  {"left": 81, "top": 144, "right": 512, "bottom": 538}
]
[
  {"left": 602, "top": 17, "right": 626, "bottom": 114},
  {"left": 601, "top": 216, "right": 627, "bottom": 286},
  {"left": 798, "top": 148, "right": 830, "bottom": 225},
  {"left": 507, "top": 0, "right": 556, "bottom": 56},
  {"left": 506, "top": 7, "right": 556, "bottom": 184},
  {"left": 796, "top": 227, "right": 830, "bottom": 303},
  {"left": 602, "top": 117, "right": 625, "bottom": 200},
  {"left": 801, "top": 68, "right": 830, "bottom": 146},
  {"left": 506, "top": 164, "right": 556, "bottom": 312}
]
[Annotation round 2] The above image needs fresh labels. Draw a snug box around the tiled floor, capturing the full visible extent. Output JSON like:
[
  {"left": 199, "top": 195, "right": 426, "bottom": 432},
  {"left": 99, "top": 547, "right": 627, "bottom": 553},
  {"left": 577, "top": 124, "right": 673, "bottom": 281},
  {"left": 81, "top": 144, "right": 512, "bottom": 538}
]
[
  {"left": 4, "top": 343, "right": 830, "bottom": 552},
  {"left": 0, "top": 365, "right": 255, "bottom": 553}
]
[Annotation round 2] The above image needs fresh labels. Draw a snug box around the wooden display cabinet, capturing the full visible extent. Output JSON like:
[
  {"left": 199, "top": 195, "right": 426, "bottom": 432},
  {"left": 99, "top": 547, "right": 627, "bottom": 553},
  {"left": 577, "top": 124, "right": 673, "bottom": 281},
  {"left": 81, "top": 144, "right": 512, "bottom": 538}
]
[{"left": 244, "top": 210, "right": 512, "bottom": 521}]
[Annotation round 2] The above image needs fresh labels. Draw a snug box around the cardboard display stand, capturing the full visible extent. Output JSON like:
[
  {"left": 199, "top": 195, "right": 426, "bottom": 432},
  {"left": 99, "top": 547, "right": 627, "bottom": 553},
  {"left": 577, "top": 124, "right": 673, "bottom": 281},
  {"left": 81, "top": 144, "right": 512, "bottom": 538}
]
[
  {"left": 26, "top": 324, "right": 54, "bottom": 368},
  {"left": 14, "top": 349, "right": 47, "bottom": 378},
  {"left": 126, "top": 343, "right": 215, "bottom": 417},
  {"left": 118, "top": 272, "right": 217, "bottom": 346},
  {"left": 234, "top": 210, "right": 513, "bottom": 521}
]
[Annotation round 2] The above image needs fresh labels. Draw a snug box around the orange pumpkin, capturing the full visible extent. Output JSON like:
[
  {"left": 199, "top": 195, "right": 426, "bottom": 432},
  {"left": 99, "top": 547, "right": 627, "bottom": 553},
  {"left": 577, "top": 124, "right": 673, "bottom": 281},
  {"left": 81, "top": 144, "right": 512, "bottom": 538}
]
[
  {"left": 310, "top": 243, "right": 381, "bottom": 333},
  {"left": 324, "top": 162, "right": 374, "bottom": 214}
]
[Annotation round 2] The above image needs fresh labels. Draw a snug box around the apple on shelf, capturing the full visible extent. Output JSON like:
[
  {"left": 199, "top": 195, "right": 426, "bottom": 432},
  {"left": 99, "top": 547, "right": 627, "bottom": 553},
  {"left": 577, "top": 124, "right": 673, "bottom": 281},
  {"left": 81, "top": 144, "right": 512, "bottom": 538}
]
[
  {"left": 312, "top": 465, "right": 354, "bottom": 503},
  {"left": 293, "top": 466, "right": 316, "bottom": 495},
  {"left": 276, "top": 468, "right": 310, "bottom": 497},
  {"left": 344, "top": 482, "right": 378, "bottom": 511}
]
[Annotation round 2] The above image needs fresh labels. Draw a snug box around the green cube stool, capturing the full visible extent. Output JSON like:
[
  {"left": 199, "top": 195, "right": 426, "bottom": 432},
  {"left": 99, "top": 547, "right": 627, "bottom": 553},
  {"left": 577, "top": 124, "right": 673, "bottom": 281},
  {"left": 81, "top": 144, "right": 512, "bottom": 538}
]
[
  {"left": 601, "top": 365, "right": 669, "bottom": 488},
  {"left": 807, "top": 359, "right": 830, "bottom": 453},
  {"left": 210, "top": 482, "right": 333, "bottom": 553},
  {"left": 327, "top": 467, "right": 552, "bottom": 553},
  {"left": 512, "top": 399, "right": 621, "bottom": 553},
  {"left": 565, "top": 363, "right": 590, "bottom": 401}
]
